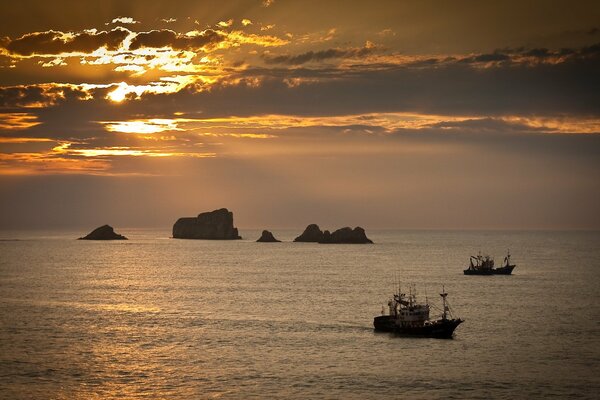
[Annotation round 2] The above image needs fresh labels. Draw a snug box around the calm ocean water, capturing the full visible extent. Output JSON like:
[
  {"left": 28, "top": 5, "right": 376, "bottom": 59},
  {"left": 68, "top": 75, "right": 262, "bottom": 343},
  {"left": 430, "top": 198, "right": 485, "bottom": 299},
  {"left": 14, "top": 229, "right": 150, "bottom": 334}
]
[{"left": 0, "top": 229, "right": 599, "bottom": 399}]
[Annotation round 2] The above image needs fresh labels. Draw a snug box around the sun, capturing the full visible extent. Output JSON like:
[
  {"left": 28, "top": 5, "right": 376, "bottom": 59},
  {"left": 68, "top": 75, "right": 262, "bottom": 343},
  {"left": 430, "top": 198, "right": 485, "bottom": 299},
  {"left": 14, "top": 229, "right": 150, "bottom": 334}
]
[{"left": 107, "top": 82, "right": 129, "bottom": 103}]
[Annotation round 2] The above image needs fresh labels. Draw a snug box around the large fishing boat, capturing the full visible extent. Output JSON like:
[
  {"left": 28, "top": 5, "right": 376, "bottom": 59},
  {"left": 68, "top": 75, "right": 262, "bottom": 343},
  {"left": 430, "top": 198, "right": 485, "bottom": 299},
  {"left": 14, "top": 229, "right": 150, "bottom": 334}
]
[
  {"left": 373, "top": 285, "right": 463, "bottom": 338},
  {"left": 463, "top": 251, "right": 516, "bottom": 275}
]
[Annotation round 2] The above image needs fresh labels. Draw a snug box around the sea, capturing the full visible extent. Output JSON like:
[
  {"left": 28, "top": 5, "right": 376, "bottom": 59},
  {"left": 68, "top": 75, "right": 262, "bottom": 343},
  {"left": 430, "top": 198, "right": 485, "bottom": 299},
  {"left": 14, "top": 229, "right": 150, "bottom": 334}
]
[{"left": 0, "top": 229, "right": 599, "bottom": 399}]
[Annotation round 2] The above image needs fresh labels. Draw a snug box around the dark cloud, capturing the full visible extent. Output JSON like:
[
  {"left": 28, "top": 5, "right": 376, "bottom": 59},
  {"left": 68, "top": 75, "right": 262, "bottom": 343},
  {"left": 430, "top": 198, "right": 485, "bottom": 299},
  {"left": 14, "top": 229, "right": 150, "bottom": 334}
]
[
  {"left": 262, "top": 44, "right": 376, "bottom": 65},
  {"left": 260, "top": 41, "right": 600, "bottom": 73},
  {"left": 434, "top": 42, "right": 600, "bottom": 65},
  {"left": 147, "top": 52, "right": 600, "bottom": 118},
  {"left": 0, "top": 84, "right": 90, "bottom": 109},
  {"left": 3, "top": 28, "right": 129, "bottom": 56},
  {"left": 0, "top": 42, "right": 597, "bottom": 131},
  {"left": 469, "top": 52, "right": 511, "bottom": 63},
  {"left": 128, "top": 29, "right": 224, "bottom": 51}
]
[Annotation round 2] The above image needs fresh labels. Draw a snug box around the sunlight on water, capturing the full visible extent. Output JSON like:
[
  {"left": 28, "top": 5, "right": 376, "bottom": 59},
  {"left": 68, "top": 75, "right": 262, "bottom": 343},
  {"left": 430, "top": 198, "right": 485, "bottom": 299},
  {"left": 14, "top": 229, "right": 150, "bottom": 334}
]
[{"left": 0, "top": 229, "right": 599, "bottom": 399}]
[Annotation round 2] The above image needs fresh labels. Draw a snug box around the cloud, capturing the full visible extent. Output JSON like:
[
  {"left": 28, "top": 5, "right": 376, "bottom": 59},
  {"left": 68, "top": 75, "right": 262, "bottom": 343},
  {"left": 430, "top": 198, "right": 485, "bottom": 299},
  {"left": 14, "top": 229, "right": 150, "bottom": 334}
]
[
  {"left": 262, "top": 0, "right": 275, "bottom": 7},
  {"left": 242, "top": 19, "right": 252, "bottom": 26},
  {"left": 0, "top": 83, "right": 92, "bottom": 108},
  {"left": 0, "top": 112, "right": 41, "bottom": 130},
  {"left": 455, "top": 43, "right": 600, "bottom": 66},
  {"left": 3, "top": 40, "right": 597, "bottom": 123},
  {"left": 109, "top": 17, "right": 139, "bottom": 25},
  {"left": 128, "top": 29, "right": 224, "bottom": 51},
  {"left": 2, "top": 28, "right": 130, "bottom": 56},
  {"left": 262, "top": 42, "right": 378, "bottom": 65},
  {"left": 218, "top": 19, "right": 233, "bottom": 28},
  {"left": 140, "top": 48, "right": 599, "bottom": 118},
  {"left": 2, "top": 36, "right": 599, "bottom": 127},
  {"left": 260, "top": 24, "right": 275, "bottom": 31},
  {"left": 459, "top": 52, "right": 511, "bottom": 63},
  {"left": 377, "top": 29, "right": 396, "bottom": 37}
]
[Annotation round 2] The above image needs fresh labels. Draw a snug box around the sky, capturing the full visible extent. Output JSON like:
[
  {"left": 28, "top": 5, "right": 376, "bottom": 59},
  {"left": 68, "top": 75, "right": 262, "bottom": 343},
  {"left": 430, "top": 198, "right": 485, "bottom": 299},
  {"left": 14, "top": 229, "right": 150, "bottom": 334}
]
[{"left": 0, "top": 0, "right": 599, "bottom": 230}]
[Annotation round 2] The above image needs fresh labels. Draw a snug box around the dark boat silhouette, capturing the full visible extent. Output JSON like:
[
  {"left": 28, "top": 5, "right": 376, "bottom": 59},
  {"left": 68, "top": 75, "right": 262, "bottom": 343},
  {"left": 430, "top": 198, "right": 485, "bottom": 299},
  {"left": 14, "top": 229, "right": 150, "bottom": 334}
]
[
  {"left": 373, "top": 285, "right": 463, "bottom": 338},
  {"left": 463, "top": 251, "right": 516, "bottom": 275}
]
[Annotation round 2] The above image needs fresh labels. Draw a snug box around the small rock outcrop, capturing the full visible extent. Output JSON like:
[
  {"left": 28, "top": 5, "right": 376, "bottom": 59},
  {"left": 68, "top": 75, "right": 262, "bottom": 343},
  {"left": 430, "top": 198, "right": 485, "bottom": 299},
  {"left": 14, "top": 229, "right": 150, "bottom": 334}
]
[
  {"left": 173, "top": 208, "right": 241, "bottom": 239},
  {"left": 293, "top": 224, "right": 324, "bottom": 242},
  {"left": 294, "top": 224, "right": 373, "bottom": 243},
  {"left": 256, "top": 230, "right": 281, "bottom": 242},
  {"left": 319, "top": 227, "right": 373, "bottom": 244},
  {"left": 79, "top": 225, "right": 127, "bottom": 240}
]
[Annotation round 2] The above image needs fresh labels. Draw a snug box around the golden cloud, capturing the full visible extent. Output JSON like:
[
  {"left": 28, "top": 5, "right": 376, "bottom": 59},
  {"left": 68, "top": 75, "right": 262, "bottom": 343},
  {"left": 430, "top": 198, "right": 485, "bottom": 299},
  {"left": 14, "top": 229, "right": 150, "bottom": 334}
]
[
  {"left": 0, "top": 150, "right": 111, "bottom": 175},
  {"left": 100, "top": 118, "right": 183, "bottom": 134},
  {"left": 0, "top": 113, "right": 41, "bottom": 130}
]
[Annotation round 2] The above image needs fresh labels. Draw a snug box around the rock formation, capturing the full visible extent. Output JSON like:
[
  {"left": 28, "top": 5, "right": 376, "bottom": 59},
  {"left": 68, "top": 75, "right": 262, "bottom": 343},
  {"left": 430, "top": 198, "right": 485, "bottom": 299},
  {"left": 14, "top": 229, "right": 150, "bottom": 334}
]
[
  {"left": 293, "top": 224, "right": 324, "bottom": 242},
  {"left": 319, "top": 227, "right": 373, "bottom": 244},
  {"left": 256, "top": 230, "right": 281, "bottom": 242},
  {"left": 173, "top": 208, "right": 241, "bottom": 239},
  {"left": 79, "top": 225, "right": 127, "bottom": 240},
  {"left": 294, "top": 224, "right": 373, "bottom": 243}
]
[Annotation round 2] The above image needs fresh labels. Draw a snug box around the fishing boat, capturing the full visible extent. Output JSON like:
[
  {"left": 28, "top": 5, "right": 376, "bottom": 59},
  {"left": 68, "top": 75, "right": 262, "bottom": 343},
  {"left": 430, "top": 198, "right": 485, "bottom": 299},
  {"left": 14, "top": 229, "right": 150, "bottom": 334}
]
[
  {"left": 373, "top": 285, "right": 463, "bottom": 338},
  {"left": 494, "top": 251, "right": 516, "bottom": 275},
  {"left": 463, "top": 250, "right": 516, "bottom": 275}
]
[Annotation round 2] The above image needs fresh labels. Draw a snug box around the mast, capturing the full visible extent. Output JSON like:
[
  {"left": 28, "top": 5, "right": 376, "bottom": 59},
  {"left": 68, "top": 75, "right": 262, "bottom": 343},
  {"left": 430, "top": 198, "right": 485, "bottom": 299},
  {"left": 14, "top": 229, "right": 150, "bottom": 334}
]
[{"left": 440, "top": 285, "right": 448, "bottom": 320}]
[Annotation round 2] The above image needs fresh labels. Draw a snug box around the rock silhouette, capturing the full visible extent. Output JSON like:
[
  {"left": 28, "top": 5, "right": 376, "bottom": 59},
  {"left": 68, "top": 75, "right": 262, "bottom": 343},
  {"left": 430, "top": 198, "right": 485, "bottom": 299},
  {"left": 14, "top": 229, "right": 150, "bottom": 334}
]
[
  {"left": 293, "top": 224, "right": 324, "bottom": 242},
  {"left": 256, "top": 230, "right": 281, "bottom": 242},
  {"left": 173, "top": 208, "right": 241, "bottom": 239},
  {"left": 79, "top": 225, "right": 127, "bottom": 240},
  {"left": 320, "top": 227, "right": 373, "bottom": 244},
  {"left": 294, "top": 224, "right": 373, "bottom": 243}
]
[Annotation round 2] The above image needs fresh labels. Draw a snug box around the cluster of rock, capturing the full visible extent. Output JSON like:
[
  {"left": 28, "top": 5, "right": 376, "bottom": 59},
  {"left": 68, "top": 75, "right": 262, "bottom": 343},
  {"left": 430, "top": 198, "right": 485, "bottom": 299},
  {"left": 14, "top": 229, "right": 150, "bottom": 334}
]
[
  {"left": 79, "top": 225, "right": 127, "bottom": 240},
  {"left": 79, "top": 210, "right": 372, "bottom": 244},
  {"left": 294, "top": 224, "right": 373, "bottom": 244},
  {"left": 173, "top": 208, "right": 241, "bottom": 239}
]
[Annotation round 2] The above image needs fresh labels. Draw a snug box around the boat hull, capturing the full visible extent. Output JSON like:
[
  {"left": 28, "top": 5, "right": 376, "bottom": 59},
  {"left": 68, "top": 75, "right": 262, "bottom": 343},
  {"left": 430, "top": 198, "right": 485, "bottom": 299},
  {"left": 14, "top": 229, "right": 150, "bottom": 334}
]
[
  {"left": 463, "top": 268, "right": 493, "bottom": 275},
  {"left": 463, "top": 265, "right": 515, "bottom": 275},
  {"left": 374, "top": 316, "right": 463, "bottom": 338},
  {"left": 492, "top": 265, "right": 515, "bottom": 275}
]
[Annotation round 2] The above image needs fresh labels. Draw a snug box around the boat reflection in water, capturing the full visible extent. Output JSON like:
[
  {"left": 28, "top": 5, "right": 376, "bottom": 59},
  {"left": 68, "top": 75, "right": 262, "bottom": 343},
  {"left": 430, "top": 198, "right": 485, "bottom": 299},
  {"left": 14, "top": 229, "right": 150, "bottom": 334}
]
[{"left": 374, "top": 285, "right": 463, "bottom": 339}]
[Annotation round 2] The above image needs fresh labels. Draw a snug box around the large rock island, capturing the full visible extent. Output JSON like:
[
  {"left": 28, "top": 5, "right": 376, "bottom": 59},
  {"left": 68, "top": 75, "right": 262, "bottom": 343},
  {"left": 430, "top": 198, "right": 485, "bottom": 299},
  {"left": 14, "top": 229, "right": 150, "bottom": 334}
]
[
  {"left": 79, "top": 225, "right": 127, "bottom": 240},
  {"left": 321, "top": 227, "right": 373, "bottom": 244},
  {"left": 294, "top": 224, "right": 373, "bottom": 244},
  {"left": 173, "top": 208, "right": 241, "bottom": 239}
]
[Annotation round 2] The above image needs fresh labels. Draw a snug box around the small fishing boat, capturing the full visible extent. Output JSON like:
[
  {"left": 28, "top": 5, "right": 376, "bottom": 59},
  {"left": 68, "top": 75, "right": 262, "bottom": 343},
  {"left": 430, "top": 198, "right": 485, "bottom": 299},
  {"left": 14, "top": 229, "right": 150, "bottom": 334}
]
[
  {"left": 464, "top": 250, "right": 516, "bottom": 275},
  {"left": 373, "top": 285, "right": 463, "bottom": 338}
]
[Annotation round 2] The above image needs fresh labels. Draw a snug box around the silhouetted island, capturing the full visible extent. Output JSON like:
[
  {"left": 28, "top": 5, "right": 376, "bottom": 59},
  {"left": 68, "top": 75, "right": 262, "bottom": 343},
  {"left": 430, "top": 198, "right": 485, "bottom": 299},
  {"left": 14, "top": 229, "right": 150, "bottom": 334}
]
[
  {"left": 321, "top": 227, "right": 373, "bottom": 244},
  {"left": 173, "top": 208, "right": 241, "bottom": 239},
  {"left": 294, "top": 224, "right": 324, "bottom": 242},
  {"left": 256, "top": 230, "right": 281, "bottom": 242},
  {"left": 79, "top": 225, "right": 127, "bottom": 240},
  {"left": 294, "top": 224, "right": 373, "bottom": 244}
]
